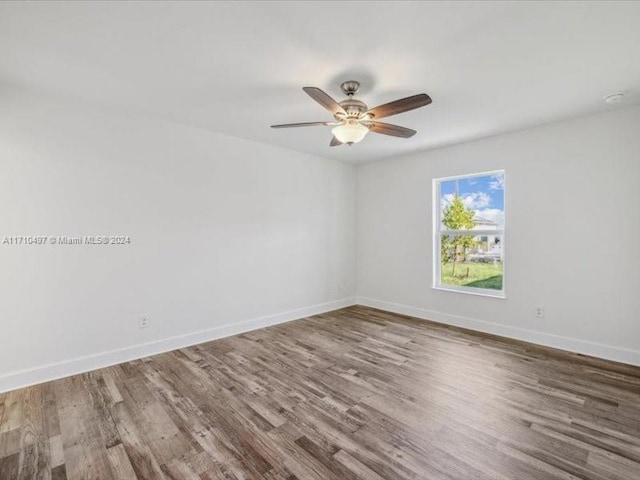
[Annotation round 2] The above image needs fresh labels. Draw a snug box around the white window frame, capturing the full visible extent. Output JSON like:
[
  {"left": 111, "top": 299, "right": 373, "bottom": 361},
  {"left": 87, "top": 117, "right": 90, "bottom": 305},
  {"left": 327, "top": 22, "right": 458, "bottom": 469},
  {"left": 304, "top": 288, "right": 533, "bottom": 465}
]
[{"left": 432, "top": 170, "right": 506, "bottom": 299}]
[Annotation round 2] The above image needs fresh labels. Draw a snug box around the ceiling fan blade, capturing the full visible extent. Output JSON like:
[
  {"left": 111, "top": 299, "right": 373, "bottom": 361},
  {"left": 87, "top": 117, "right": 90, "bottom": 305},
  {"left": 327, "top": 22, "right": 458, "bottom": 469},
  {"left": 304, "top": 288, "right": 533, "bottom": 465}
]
[
  {"left": 330, "top": 136, "right": 342, "bottom": 147},
  {"left": 303, "top": 87, "right": 347, "bottom": 116},
  {"left": 365, "top": 93, "right": 432, "bottom": 120},
  {"left": 367, "top": 121, "right": 417, "bottom": 138},
  {"left": 271, "top": 121, "right": 337, "bottom": 128}
]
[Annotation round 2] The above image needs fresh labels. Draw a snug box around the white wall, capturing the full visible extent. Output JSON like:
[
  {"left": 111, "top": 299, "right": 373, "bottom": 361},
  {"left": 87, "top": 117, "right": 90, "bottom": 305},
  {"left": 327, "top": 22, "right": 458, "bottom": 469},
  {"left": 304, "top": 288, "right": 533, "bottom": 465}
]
[
  {"left": 357, "top": 106, "right": 640, "bottom": 365},
  {"left": 0, "top": 87, "right": 356, "bottom": 391}
]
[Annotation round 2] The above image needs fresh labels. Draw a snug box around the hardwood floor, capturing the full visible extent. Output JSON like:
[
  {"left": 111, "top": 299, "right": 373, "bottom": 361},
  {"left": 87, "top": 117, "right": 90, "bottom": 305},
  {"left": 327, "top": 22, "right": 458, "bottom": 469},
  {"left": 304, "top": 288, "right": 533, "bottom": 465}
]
[{"left": 2, "top": 306, "right": 640, "bottom": 480}]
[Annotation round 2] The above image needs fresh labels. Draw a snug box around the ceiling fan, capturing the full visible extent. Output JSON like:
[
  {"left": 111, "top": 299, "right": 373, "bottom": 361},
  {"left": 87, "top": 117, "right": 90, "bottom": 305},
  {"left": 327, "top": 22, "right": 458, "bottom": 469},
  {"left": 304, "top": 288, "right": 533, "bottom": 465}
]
[{"left": 271, "top": 80, "right": 432, "bottom": 146}]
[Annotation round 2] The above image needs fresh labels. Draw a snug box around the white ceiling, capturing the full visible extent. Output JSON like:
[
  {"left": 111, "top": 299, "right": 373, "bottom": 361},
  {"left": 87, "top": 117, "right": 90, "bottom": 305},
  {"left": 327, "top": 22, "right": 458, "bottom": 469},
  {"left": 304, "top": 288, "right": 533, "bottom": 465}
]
[{"left": 1, "top": 1, "right": 639, "bottom": 163}]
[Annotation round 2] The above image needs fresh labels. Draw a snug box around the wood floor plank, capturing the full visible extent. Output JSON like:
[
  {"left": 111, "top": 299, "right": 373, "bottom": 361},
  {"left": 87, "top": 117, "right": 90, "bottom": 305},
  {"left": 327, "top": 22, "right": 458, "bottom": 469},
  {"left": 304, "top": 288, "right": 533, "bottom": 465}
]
[
  {"left": 49, "top": 434, "right": 64, "bottom": 469},
  {"left": 0, "top": 390, "right": 24, "bottom": 434},
  {"left": 0, "top": 393, "right": 6, "bottom": 431},
  {"left": 0, "top": 452, "right": 20, "bottom": 479},
  {"left": 50, "top": 464, "right": 67, "bottom": 480},
  {"left": 2, "top": 305, "right": 640, "bottom": 479},
  {"left": 55, "top": 376, "right": 114, "bottom": 480},
  {"left": 41, "top": 382, "right": 61, "bottom": 441},
  {"left": 111, "top": 400, "right": 167, "bottom": 480},
  {"left": 106, "top": 443, "right": 139, "bottom": 480},
  {"left": 18, "top": 386, "right": 49, "bottom": 480}
]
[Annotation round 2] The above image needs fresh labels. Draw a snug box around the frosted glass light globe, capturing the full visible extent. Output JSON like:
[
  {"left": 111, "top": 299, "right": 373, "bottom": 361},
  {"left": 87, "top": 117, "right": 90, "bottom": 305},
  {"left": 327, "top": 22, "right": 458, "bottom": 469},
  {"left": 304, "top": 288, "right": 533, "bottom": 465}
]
[{"left": 332, "top": 122, "right": 368, "bottom": 144}]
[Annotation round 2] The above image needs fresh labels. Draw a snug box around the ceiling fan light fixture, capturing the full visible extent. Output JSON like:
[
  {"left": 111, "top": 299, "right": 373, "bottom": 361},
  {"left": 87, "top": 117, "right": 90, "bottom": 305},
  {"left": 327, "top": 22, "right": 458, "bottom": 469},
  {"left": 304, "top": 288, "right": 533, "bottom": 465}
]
[
  {"left": 271, "top": 81, "right": 432, "bottom": 147},
  {"left": 331, "top": 122, "right": 368, "bottom": 145}
]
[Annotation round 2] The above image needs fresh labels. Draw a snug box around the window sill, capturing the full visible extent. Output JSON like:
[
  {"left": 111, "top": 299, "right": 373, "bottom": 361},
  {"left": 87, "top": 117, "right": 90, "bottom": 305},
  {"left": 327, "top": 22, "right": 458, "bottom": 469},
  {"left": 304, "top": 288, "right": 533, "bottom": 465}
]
[{"left": 432, "top": 285, "right": 507, "bottom": 299}]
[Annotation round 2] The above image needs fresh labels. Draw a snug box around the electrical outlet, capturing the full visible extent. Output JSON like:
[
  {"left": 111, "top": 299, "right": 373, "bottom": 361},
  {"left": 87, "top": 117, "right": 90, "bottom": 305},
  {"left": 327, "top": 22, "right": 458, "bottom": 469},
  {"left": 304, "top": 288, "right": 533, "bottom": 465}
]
[
  {"left": 534, "top": 306, "right": 545, "bottom": 318},
  {"left": 139, "top": 316, "right": 150, "bottom": 329}
]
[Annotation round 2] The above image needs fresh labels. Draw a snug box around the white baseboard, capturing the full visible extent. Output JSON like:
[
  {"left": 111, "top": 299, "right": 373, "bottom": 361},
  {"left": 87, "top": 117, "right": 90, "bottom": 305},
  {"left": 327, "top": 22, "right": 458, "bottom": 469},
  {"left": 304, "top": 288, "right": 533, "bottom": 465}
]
[
  {"left": 357, "top": 296, "right": 640, "bottom": 367},
  {"left": 0, "top": 297, "right": 357, "bottom": 394}
]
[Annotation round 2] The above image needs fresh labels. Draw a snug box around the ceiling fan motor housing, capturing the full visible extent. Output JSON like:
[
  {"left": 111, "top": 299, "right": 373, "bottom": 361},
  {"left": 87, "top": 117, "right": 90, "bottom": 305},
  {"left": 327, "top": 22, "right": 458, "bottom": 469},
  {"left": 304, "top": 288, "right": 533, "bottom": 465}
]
[
  {"left": 337, "top": 80, "right": 368, "bottom": 119},
  {"left": 336, "top": 98, "right": 368, "bottom": 120}
]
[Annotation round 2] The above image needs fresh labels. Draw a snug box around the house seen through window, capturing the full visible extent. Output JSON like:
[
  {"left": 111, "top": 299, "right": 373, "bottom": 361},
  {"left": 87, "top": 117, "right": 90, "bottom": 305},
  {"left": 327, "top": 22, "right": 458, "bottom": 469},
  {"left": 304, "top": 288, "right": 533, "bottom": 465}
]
[{"left": 433, "top": 170, "right": 505, "bottom": 297}]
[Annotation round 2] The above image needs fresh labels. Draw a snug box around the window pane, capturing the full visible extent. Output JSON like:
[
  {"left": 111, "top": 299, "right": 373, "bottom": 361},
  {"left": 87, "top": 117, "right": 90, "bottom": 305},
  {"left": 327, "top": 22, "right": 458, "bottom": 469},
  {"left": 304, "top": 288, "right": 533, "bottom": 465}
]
[
  {"left": 440, "top": 233, "right": 503, "bottom": 291},
  {"left": 439, "top": 172, "right": 505, "bottom": 230}
]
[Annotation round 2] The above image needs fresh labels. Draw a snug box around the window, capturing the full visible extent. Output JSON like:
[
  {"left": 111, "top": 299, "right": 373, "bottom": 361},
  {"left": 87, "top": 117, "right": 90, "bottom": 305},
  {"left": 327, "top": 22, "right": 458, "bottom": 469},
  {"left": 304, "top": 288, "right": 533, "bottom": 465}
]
[{"left": 433, "top": 170, "right": 505, "bottom": 297}]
